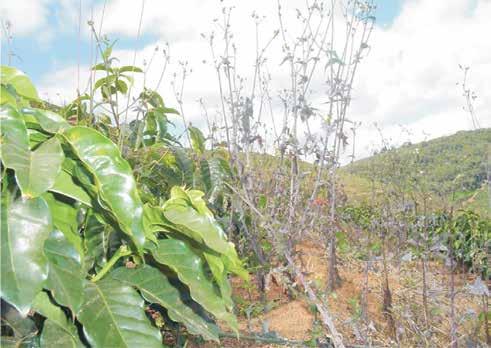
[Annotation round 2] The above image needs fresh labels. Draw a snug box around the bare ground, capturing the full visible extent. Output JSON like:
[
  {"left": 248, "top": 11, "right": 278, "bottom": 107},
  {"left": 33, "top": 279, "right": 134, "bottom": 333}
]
[{"left": 186, "top": 239, "right": 487, "bottom": 347}]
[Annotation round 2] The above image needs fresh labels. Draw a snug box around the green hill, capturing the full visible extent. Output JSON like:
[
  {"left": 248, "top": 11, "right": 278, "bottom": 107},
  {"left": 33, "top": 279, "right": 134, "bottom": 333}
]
[{"left": 341, "top": 128, "right": 490, "bottom": 217}]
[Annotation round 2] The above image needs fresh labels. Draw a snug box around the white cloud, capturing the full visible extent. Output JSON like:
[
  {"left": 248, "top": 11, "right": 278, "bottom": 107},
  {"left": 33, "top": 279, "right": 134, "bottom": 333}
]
[
  {"left": 33, "top": 0, "right": 491, "bottom": 162},
  {"left": 0, "top": 0, "right": 50, "bottom": 36},
  {"left": 0, "top": 0, "right": 96, "bottom": 47},
  {"left": 93, "top": 0, "right": 206, "bottom": 40},
  {"left": 38, "top": 64, "right": 92, "bottom": 104},
  {"left": 349, "top": 0, "right": 491, "bottom": 158}
]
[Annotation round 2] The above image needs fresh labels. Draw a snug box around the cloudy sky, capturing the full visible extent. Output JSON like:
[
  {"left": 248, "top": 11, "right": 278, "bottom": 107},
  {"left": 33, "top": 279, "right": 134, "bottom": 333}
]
[{"left": 1, "top": 0, "right": 489, "bottom": 160}]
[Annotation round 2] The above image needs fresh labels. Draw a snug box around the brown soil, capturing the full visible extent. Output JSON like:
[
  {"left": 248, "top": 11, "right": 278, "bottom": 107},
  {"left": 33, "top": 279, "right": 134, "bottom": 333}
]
[
  {"left": 238, "top": 300, "right": 314, "bottom": 340},
  {"left": 189, "top": 239, "right": 486, "bottom": 347}
]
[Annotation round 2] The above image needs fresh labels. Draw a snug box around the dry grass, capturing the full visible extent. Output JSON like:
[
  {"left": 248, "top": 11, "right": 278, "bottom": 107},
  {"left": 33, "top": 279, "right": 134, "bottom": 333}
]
[{"left": 195, "top": 238, "right": 487, "bottom": 347}]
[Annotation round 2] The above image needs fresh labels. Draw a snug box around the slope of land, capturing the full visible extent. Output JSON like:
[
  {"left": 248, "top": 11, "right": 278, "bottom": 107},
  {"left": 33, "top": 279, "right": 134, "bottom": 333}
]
[
  {"left": 182, "top": 130, "right": 491, "bottom": 347},
  {"left": 340, "top": 128, "right": 490, "bottom": 216},
  {"left": 188, "top": 239, "right": 485, "bottom": 347}
]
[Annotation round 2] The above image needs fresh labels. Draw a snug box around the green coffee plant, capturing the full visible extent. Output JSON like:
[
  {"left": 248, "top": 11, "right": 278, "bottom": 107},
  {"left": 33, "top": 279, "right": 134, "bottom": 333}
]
[
  {"left": 406, "top": 210, "right": 489, "bottom": 276},
  {"left": 451, "top": 210, "right": 490, "bottom": 276},
  {"left": 0, "top": 66, "right": 247, "bottom": 347}
]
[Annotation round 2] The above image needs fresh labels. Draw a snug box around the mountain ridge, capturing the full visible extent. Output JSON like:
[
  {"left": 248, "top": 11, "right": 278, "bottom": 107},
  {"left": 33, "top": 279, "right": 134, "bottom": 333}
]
[{"left": 340, "top": 128, "right": 490, "bottom": 216}]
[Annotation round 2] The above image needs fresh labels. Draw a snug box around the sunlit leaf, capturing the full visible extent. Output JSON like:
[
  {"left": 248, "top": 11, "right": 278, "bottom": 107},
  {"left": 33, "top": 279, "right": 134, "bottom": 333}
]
[
  {"left": 188, "top": 126, "right": 206, "bottom": 155},
  {"left": 118, "top": 66, "right": 143, "bottom": 73},
  {"left": 44, "top": 230, "right": 84, "bottom": 313},
  {"left": 94, "top": 75, "right": 117, "bottom": 91},
  {"left": 83, "top": 213, "right": 113, "bottom": 271},
  {"left": 50, "top": 169, "right": 93, "bottom": 207},
  {"left": 31, "top": 292, "right": 83, "bottom": 347},
  {"left": 77, "top": 279, "right": 163, "bottom": 348},
  {"left": 111, "top": 265, "right": 220, "bottom": 342},
  {"left": 1, "top": 104, "right": 29, "bottom": 170},
  {"left": 61, "top": 126, "right": 145, "bottom": 250},
  {"left": 1, "top": 195, "right": 52, "bottom": 316},
  {"left": 0, "top": 105, "right": 64, "bottom": 198},
  {"left": 116, "top": 79, "right": 128, "bottom": 94},
  {"left": 0, "top": 66, "right": 38, "bottom": 101},
  {"left": 162, "top": 187, "right": 230, "bottom": 254},
  {"left": 43, "top": 192, "right": 84, "bottom": 257},
  {"left": 21, "top": 108, "right": 70, "bottom": 133},
  {"left": 203, "top": 252, "right": 233, "bottom": 311},
  {"left": 151, "top": 238, "right": 238, "bottom": 333},
  {"left": 0, "top": 84, "right": 17, "bottom": 105}
]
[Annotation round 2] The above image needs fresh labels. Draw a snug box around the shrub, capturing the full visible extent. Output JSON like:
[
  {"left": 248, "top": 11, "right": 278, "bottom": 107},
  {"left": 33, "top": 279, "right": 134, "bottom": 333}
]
[{"left": 0, "top": 66, "right": 247, "bottom": 347}]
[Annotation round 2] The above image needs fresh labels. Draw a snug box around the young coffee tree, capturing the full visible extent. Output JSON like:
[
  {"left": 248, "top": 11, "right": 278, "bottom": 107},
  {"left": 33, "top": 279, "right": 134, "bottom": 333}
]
[{"left": 0, "top": 66, "right": 247, "bottom": 347}]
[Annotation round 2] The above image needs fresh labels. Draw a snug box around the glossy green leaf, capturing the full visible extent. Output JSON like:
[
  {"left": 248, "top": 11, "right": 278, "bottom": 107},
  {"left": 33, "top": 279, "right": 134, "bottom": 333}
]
[
  {"left": 21, "top": 108, "right": 70, "bottom": 133},
  {"left": 94, "top": 75, "right": 116, "bottom": 91},
  {"left": 83, "top": 213, "right": 113, "bottom": 271},
  {"left": 141, "top": 204, "right": 163, "bottom": 243},
  {"left": 61, "top": 126, "right": 145, "bottom": 249},
  {"left": 44, "top": 230, "right": 84, "bottom": 313},
  {"left": 0, "top": 104, "right": 29, "bottom": 171},
  {"left": 43, "top": 193, "right": 84, "bottom": 257},
  {"left": 20, "top": 137, "right": 65, "bottom": 198},
  {"left": 155, "top": 113, "right": 173, "bottom": 141},
  {"left": 40, "top": 320, "right": 81, "bottom": 348},
  {"left": 31, "top": 292, "right": 83, "bottom": 348},
  {"left": 171, "top": 147, "right": 194, "bottom": 186},
  {"left": 143, "top": 204, "right": 173, "bottom": 231},
  {"left": 92, "top": 63, "right": 112, "bottom": 72},
  {"left": 141, "top": 89, "right": 164, "bottom": 108},
  {"left": 116, "top": 79, "right": 128, "bottom": 94},
  {"left": 144, "top": 113, "right": 158, "bottom": 135},
  {"left": 207, "top": 157, "right": 232, "bottom": 201},
  {"left": 50, "top": 168, "right": 93, "bottom": 207},
  {"left": 157, "top": 106, "right": 179, "bottom": 115},
  {"left": 142, "top": 109, "right": 177, "bottom": 146},
  {"left": 199, "top": 158, "right": 211, "bottom": 192},
  {"left": 28, "top": 129, "right": 51, "bottom": 148},
  {"left": 0, "top": 84, "right": 17, "bottom": 105},
  {"left": 118, "top": 66, "right": 143, "bottom": 73},
  {"left": 1, "top": 66, "right": 38, "bottom": 100},
  {"left": 203, "top": 252, "right": 233, "bottom": 311},
  {"left": 151, "top": 238, "right": 237, "bottom": 332},
  {"left": 0, "top": 106, "right": 64, "bottom": 197},
  {"left": 101, "top": 85, "right": 117, "bottom": 99},
  {"left": 183, "top": 190, "right": 248, "bottom": 280},
  {"left": 188, "top": 126, "right": 206, "bottom": 155},
  {"left": 163, "top": 187, "right": 229, "bottom": 254},
  {"left": 1, "top": 196, "right": 52, "bottom": 316},
  {"left": 156, "top": 187, "right": 248, "bottom": 280},
  {"left": 77, "top": 279, "right": 162, "bottom": 348},
  {"left": 111, "top": 265, "right": 220, "bottom": 342},
  {"left": 222, "top": 245, "right": 249, "bottom": 281}
]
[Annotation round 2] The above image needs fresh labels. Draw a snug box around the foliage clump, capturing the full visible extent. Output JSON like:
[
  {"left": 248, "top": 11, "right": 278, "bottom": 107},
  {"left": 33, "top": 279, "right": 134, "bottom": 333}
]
[{"left": 0, "top": 66, "right": 247, "bottom": 347}]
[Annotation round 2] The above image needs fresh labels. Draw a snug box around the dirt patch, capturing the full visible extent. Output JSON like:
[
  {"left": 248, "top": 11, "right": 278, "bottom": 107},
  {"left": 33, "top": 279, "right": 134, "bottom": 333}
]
[
  {"left": 229, "top": 240, "right": 399, "bottom": 344},
  {"left": 192, "top": 240, "right": 487, "bottom": 347},
  {"left": 238, "top": 300, "right": 314, "bottom": 341},
  {"left": 265, "top": 300, "right": 314, "bottom": 340}
]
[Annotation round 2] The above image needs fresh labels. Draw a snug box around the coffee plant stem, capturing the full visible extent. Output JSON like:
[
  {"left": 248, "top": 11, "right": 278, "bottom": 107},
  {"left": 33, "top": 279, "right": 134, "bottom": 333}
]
[{"left": 91, "top": 245, "right": 132, "bottom": 282}]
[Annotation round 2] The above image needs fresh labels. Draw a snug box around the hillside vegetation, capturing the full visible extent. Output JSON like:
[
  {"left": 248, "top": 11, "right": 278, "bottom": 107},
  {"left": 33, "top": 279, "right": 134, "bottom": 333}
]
[{"left": 341, "top": 128, "right": 491, "bottom": 216}]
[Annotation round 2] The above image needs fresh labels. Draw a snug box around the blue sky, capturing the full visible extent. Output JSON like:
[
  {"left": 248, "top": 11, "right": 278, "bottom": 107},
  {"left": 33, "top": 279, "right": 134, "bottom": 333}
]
[
  {"left": 375, "top": 0, "right": 403, "bottom": 27},
  {"left": 1, "top": 0, "right": 489, "bottom": 159},
  {"left": 1, "top": 0, "right": 403, "bottom": 85},
  {"left": 1, "top": 5, "right": 157, "bottom": 85}
]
